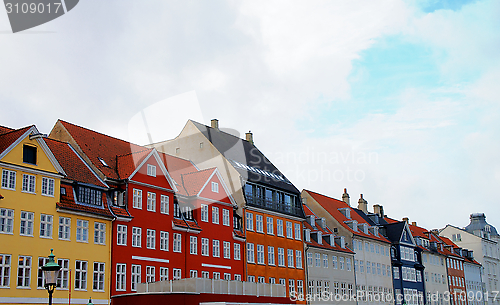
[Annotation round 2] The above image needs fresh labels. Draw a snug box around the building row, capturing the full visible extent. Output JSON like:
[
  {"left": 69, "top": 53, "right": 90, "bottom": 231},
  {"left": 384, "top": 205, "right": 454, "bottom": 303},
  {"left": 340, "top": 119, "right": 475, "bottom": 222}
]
[{"left": 1, "top": 119, "right": 499, "bottom": 305}]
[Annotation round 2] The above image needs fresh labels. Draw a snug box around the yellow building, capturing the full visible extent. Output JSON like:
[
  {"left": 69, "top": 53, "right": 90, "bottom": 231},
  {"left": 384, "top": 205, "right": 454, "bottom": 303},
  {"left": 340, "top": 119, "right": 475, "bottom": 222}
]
[{"left": 0, "top": 125, "right": 113, "bottom": 305}]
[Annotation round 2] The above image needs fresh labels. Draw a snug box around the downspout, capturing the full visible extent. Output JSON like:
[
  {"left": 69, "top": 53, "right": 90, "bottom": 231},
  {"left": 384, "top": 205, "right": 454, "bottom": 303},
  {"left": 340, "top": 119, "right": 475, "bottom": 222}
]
[{"left": 304, "top": 245, "right": 310, "bottom": 305}]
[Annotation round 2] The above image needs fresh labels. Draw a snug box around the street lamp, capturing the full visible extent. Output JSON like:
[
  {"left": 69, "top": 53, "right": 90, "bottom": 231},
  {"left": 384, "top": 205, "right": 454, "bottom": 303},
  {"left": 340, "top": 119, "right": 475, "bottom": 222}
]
[
  {"left": 41, "top": 249, "right": 61, "bottom": 305},
  {"left": 87, "top": 297, "right": 94, "bottom": 305}
]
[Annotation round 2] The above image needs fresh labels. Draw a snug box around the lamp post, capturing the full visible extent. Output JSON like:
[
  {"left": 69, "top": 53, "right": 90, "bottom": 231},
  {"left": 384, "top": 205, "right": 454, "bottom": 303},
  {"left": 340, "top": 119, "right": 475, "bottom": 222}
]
[
  {"left": 41, "top": 249, "right": 61, "bottom": 305},
  {"left": 87, "top": 297, "right": 94, "bottom": 305}
]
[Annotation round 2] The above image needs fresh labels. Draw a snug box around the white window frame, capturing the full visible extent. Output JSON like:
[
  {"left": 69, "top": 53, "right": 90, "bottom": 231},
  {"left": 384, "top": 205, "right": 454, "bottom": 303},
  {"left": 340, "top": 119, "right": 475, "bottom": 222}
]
[
  {"left": 247, "top": 243, "right": 255, "bottom": 263},
  {"left": 257, "top": 244, "right": 265, "bottom": 265},
  {"left": 277, "top": 219, "right": 284, "bottom": 237},
  {"left": 201, "top": 238, "right": 209, "bottom": 256},
  {"left": 56, "top": 259, "right": 69, "bottom": 289},
  {"left": 246, "top": 212, "right": 253, "bottom": 231},
  {"left": 17, "top": 255, "right": 31, "bottom": 288},
  {"left": 213, "top": 240, "right": 220, "bottom": 258},
  {"left": 74, "top": 260, "right": 87, "bottom": 291},
  {"left": 1, "top": 169, "right": 16, "bottom": 190},
  {"left": 160, "top": 195, "right": 169, "bottom": 214},
  {"left": 266, "top": 217, "right": 274, "bottom": 235},
  {"left": 223, "top": 241, "right": 230, "bottom": 259},
  {"left": 160, "top": 267, "right": 169, "bottom": 281},
  {"left": 41, "top": 177, "right": 55, "bottom": 197},
  {"left": 296, "top": 250, "right": 303, "bottom": 269},
  {"left": 20, "top": 211, "right": 34, "bottom": 236},
  {"left": 212, "top": 207, "right": 219, "bottom": 224},
  {"left": 58, "top": 217, "right": 71, "bottom": 240},
  {"left": 173, "top": 268, "right": 181, "bottom": 280},
  {"left": 133, "top": 189, "right": 142, "bottom": 209},
  {"left": 116, "top": 224, "right": 127, "bottom": 246},
  {"left": 255, "top": 215, "right": 264, "bottom": 233},
  {"left": 131, "top": 264, "right": 141, "bottom": 291},
  {"left": 234, "top": 243, "right": 241, "bottom": 260},
  {"left": 76, "top": 219, "right": 88, "bottom": 243},
  {"left": 147, "top": 164, "right": 156, "bottom": 177},
  {"left": 268, "top": 246, "right": 275, "bottom": 266},
  {"left": 211, "top": 181, "right": 219, "bottom": 193},
  {"left": 201, "top": 204, "right": 208, "bottom": 222},
  {"left": 173, "top": 233, "right": 182, "bottom": 253},
  {"left": 116, "top": 263, "right": 126, "bottom": 291},
  {"left": 93, "top": 262, "right": 105, "bottom": 292},
  {"left": 160, "top": 231, "right": 169, "bottom": 251},
  {"left": 278, "top": 248, "right": 285, "bottom": 266},
  {"left": 287, "top": 249, "right": 294, "bottom": 268},
  {"left": 294, "top": 223, "right": 301, "bottom": 240},
  {"left": 132, "top": 227, "right": 142, "bottom": 248},
  {"left": 222, "top": 209, "right": 230, "bottom": 226},
  {"left": 147, "top": 192, "right": 156, "bottom": 212},
  {"left": 146, "top": 229, "right": 156, "bottom": 249},
  {"left": 286, "top": 222, "right": 293, "bottom": 239},
  {"left": 146, "top": 266, "right": 155, "bottom": 283},
  {"left": 22, "top": 174, "right": 36, "bottom": 193},
  {"left": 190, "top": 236, "right": 198, "bottom": 255},
  {"left": 39, "top": 214, "right": 53, "bottom": 238},
  {"left": 0, "top": 208, "right": 14, "bottom": 234},
  {"left": 0, "top": 254, "right": 11, "bottom": 288},
  {"left": 94, "top": 222, "right": 106, "bottom": 245}
]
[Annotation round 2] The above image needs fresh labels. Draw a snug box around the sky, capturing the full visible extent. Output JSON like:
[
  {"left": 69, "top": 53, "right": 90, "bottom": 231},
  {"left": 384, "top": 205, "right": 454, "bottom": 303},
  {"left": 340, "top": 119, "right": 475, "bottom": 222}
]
[{"left": 1, "top": 0, "right": 499, "bottom": 231}]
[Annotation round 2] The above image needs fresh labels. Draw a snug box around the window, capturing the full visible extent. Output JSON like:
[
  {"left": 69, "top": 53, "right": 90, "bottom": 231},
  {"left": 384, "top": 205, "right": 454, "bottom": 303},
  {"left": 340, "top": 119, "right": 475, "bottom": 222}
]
[
  {"left": 0, "top": 254, "right": 11, "bottom": 288},
  {"left": 255, "top": 215, "right": 264, "bottom": 233},
  {"left": 212, "top": 240, "right": 220, "bottom": 257},
  {"left": 339, "top": 257, "right": 344, "bottom": 270},
  {"left": 77, "top": 187, "right": 102, "bottom": 206},
  {"left": 133, "top": 189, "right": 142, "bottom": 209},
  {"left": 146, "top": 266, "right": 155, "bottom": 283},
  {"left": 173, "top": 233, "right": 182, "bottom": 253},
  {"left": 315, "top": 253, "right": 321, "bottom": 267},
  {"left": 75, "top": 260, "right": 87, "bottom": 290},
  {"left": 201, "top": 238, "right": 209, "bottom": 256},
  {"left": 393, "top": 266, "right": 400, "bottom": 279},
  {"left": 294, "top": 223, "right": 301, "bottom": 240},
  {"left": 277, "top": 219, "right": 284, "bottom": 236},
  {"left": 0, "top": 208, "right": 14, "bottom": 234},
  {"left": 286, "top": 222, "right": 293, "bottom": 238},
  {"left": 132, "top": 227, "right": 142, "bottom": 248},
  {"left": 1, "top": 169, "right": 16, "bottom": 190},
  {"left": 94, "top": 222, "right": 106, "bottom": 245},
  {"left": 247, "top": 275, "right": 255, "bottom": 282},
  {"left": 332, "top": 256, "right": 338, "bottom": 269},
  {"left": 37, "top": 257, "right": 49, "bottom": 288},
  {"left": 296, "top": 250, "right": 303, "bottom": 268},
  {"left": 17, "top": 255, "right": 31, "bottom": 288},
  {"left": 347, "top": 258, "right": 352, "bottom": 271},
  {"left": 160, "top": 195, "right": 169, "bottom": 214},
  {"left": 360, "top": 260, "right": 364, "bottom": 273},
  {"left": 289, "top": 279, "right": 295, "bottom": 295},
  {"left": 93, "top": 262, "right": 105, "bottom": 291},
  {"left": 297, "top": 280, "right": 304, "bottom": 295},
  {"left": 247, "top": 243, "right": 255, "bottom": 263},
  {"left": 117, "top": 225, "right": 127, "bottom": 246},
  {"left": 234, "top": 243, "right": 241, "bottom": 260},
  {"left": 201, "top": 205, "right": 208, "bottom": 222},
  {"left": 307, "top": 253, "right": 313, "bottom": 267},
  {"left": 211, "top": 181, "right": 219, "bottom": 193},
  {"left": 213, "top": 272, "right": 220, "bottom": 280},
  {"left": 58, "top": 217, "right": 71, "bottom": 240},
  {"left": 278, "top": 248, "right": 285, "bottom": 266},
  {"left": 257, "top": 245, "right": 265, "bottom": 264},
  {"left": 20, "top": 211, "right": 34, "bottom": 236},
  {"left": 268, "top": 246, "right": 275, "bottom": 265},
  {"left": 158, "top": 231, "right": 168, "bottom": 251},
  {"left": 75, "top": 219, "right": 88, "bottom": 242},
  {"left": 224, "top": 273, "right": 231, "bottom": 281},
  {"left": 22, "top": 174, "right": 35, "bottom": 193},
  {"left": 40, "top": 214, "right": 53, "bottom": 238},
  {"left": 212, "top": 207, "right": 219, "bottom": 224},
  {"left": 323, "top": 254, "right": 329, "bottom": 268},
  {"left": 246, "top": 212, "right": 253, "bottom": 231},
  {"left": 287, "top": 249, "right": 294, "bottom": 267},
  {"left": 146, "top": 229, "right": 156, "bottom": 249},
  {"left": 173, "top": 268, "right": 181, "bottom": 280},
  {"left": 267, "top": 217, "right": 274, "bottom": 234},
  {"left": 147, "top": 192, "right": 156, "bottom": 212},
  {"left": 23, "top": 145, "right": 37, "bottom": 164},
  {"left": 130, "top": 265, "right": 141, "bottom": 291},
  {"left": 234, "top": 274, "right": 241, "bottom": 281},
  {"left": 41, "top": 177, "right": 55, "bottom": 196},
  {"left": 147, "top": 164, "right": 156, "bottom": 177},
  {"left": 222, "top": 209, "right": 230, "bottom": 226},
  {"left": 56, "top": 259, "right": 69, "bottom": 289},
  {"left": 116, "top": 263, "right": 126, "bottom": 291},
  {"left": 160, "top": 267, "right": 169, "bottom": 281},
  {"left": 223, "top": 241, "right": 230, "bottom": 259}
]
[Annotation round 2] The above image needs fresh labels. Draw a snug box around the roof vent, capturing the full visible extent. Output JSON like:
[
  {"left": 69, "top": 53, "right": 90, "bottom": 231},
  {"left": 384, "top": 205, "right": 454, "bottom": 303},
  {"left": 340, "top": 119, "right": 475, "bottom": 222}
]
[
  {"left": 246, "top": 131, "right": 254, "bottom": 145},
  {"left": 211, "top": 119, "right": 219, "bottom": 129}
]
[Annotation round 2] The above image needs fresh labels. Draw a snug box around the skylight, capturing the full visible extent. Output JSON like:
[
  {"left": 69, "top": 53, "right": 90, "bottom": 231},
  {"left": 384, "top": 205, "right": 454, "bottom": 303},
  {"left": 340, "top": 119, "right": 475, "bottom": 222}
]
[{"left": 98, "top": 157, "right": 109, "bottom": 167}]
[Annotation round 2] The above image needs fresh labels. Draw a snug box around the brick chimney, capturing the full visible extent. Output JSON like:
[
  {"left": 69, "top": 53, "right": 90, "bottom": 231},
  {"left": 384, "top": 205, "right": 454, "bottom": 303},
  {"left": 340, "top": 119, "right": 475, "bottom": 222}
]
[
  {"left": 357, "top": 194, "right": 367, "bottom": 214},
  {"left": 411, "top": 221, "right": 417, "bottom": 226},
  {"left": 342, "top": 188, "right": 350, "bottom": 206},
  {"left": 245, "top": 131, "right": 254, "bottom": 145},
  {"left": 402, "top": 217, "right": 409, "bottom": 224},
  {"left": 211, "top": 119, "right": 219, "bottom": 129}
]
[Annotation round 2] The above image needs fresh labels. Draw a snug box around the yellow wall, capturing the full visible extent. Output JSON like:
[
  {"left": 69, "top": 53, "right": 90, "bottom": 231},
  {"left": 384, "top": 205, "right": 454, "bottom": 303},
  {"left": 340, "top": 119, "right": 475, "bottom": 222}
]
[{"left": 0, "top": 135, "right": 112, "bottom": 305}]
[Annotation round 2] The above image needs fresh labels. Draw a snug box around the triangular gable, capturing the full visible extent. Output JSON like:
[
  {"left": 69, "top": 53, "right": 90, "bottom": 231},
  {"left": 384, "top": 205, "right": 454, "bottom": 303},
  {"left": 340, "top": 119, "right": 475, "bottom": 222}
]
[
  {"left": 128, "top": 149, "right": 178, "bottom": 193},
  {"left": 196, "top": 168, "right": 237, "bottom": 206},
  {"left": 400, "top": 222, "right": 416, "bottom": 246},
  {"left": 0, "top": 126, "right": 65, "bottom": 175}
]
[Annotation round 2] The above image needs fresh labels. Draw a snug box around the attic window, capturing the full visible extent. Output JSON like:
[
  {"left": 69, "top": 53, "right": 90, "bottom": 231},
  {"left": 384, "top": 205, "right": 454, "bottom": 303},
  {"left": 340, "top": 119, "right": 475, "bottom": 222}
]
[
  {"left": 211, "top": 182, "right": 219, "bottom": 193},
  {"left": 175, "top": 148, "right": 180, "bottom": 155},
  {"left": 23, "top": 145, "right": 37, "bottom": 165},
  {"left": 147, "top": 164, "right": 156, "bottom": 177},
  {"left": 200, "top": 142, "right": 203, "bottom": 149},
  {"left": 98, "top": 157, "right": 109, "bottom": 167},
  {"left": 60, "top": 187, "right": 66, "bottom": 195}
]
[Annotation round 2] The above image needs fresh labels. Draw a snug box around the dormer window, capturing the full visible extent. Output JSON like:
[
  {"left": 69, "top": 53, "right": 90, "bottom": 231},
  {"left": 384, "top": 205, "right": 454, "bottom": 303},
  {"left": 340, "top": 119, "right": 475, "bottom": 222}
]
[
  {"left": 98, "top": 157, "right": 108, "bottom": 167},
  {"left": 23, "top": 145, "right": 37, "bottom": 165},
  {"left": 304, "top": 229, "right": 311, "bottom": 242},
  {"left": 77, "top": 186, "right": 102, "bottom": 206},
  {"left": 338, "top": 208, "right": 351, "bottom": 219},
  {"left": 147, "top": 164, "right": 156, "bottom": 177},
  {"left": 211, "top": 182, "right": 219, "bottom": 193},
  {"left": 173, "top": 202, "right": 180, "bottom": 218},
  {"left": 182, "top": 206, "right": 193, "bottom": 220},
  {"left": 317, "top": 231, "right": 322, "bottom": 245}
]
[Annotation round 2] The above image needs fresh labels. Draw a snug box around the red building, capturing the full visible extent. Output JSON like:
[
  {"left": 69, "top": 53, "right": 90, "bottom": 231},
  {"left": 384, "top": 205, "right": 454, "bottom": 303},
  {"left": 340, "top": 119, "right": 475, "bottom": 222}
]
[
  {"left": 49, "top": 120, "right": 245, "bottom": 296},
  {"left": 438, "top": 236, "right": 468, "bottom": 305}
]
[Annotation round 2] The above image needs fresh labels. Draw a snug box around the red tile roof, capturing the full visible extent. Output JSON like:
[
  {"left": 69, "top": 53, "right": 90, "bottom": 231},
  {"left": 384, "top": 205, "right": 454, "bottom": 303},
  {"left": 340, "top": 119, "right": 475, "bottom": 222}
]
[
  {"left": 181, "top": 168, "right": 216, "bottom": 196},
  {"left": 0, "top": 126, "right": 32, "bottom": 155},
  {"left": 158, "top": 152, "right": 198, "bottom": 184},
  {"left": 58, "top": 184, "right": 114, "bottom": 218},
  {"left": 303, "top": 204, "right": 354, "bottom": 254},
  {"left": 0, "top": 125, "right": 15, "bottom": 135},
  {"left": 409, "top": 223, "right": 430, "bottom": 239},
  {"left": 110, "top": 206, "right": 133, "bottom": 218},
  {"left": 233, "top": 229, "right": 245, "bottom": 240},
  {"left": 116, "top": 149, "right": 153, "bottom": 179},
  {"left": 56, "top": 120, "right": 148, "bottom": 180},
  {"left": 45, "top": 138, "right": 107, "bottom": 188},
  {"left": 304, "top": 190, "right": 390, "bottom": 243}
]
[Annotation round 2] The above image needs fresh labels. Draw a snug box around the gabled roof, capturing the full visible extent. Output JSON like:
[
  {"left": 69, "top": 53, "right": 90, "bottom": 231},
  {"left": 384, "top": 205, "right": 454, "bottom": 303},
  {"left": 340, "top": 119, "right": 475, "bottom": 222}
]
[
  {"left": 116, "top": 149, "right": 153, "bottom": 179},
  {"left": 0, "top": 126, "right": 32, "bottom": 155},
  {"left": 435, "top": 235, "right": 464, "bottom": 259},
  {"left": 304, "top": 190, "right": 390, "bottom": 243},
  {"left": 383, "top": 221, "right": 415, "bottom": 245},
  {"left": 181, "top": 168, "right": 216, "bottom": 196},
  {"left": 158, "top": 151, "right": 198, "bottom": 185},
  {"left": 58, "top": 184, "right": 114, "bottom": 219},
  {"left": 303, "top": 205, "right": 354, "bottom": 254},
  {"left": 409, "top": 223, "right": 429, "bottom": 240},
  {"left": 54, "top": 120, "right": 149, "bottom": 180},
  {"left": 191, "top": 120, "right": 299, "bottom": 194},
  {"left": 45, "top": 138, "right": 108, "bottom": 188},
  {"left": 0, "top": 125, "right": 15, "bottom": 135}
]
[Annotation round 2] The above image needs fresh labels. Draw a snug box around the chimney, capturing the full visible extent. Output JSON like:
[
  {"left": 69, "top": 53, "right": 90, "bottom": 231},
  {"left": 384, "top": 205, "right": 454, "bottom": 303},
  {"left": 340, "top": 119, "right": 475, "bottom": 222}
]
[
  {"left": 412, "top": 221, "right": 417, "bottom": 226},
  {"left": 211, "top": 119, "right": 219, "bottom": 129},
  {"left": 402, "top": 217, "right": 409, "bottom": 224},
  {"left": 430, "top": 229, "right": 439, "bottom": 235},
  {"left": 342, "top": 188, "right": 350, "bottom": 206},
  {"left": 373, "top": 204, "right": 384, "bottom": 217},
  {"left": 357, "top": 194, "right": 368, "bottom": 214},
  {"left": 245, "top": 131, "right": 254, "bottom": 145}
]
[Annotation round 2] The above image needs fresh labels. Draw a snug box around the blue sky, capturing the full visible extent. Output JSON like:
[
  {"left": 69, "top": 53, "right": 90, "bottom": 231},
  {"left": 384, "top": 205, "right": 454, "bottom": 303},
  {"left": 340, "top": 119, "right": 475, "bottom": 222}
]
[{"left": 0, "top": 0, "right": 499, "bottom": 230}]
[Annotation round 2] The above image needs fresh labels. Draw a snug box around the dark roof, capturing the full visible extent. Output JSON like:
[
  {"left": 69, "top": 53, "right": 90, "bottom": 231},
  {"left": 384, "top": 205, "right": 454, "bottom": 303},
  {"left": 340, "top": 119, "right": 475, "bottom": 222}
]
[
  {"left": 381, "top": 221, "right": 407, "bottom": 243},
  {"left": 465, "top": 213, "right": 499, "bottom": 236},
  {"left": 191, "top": 120, "right": 299, "bottom": 194},
  {"left": 45, "top": 138, "right": 107, "bottom": 188}
]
